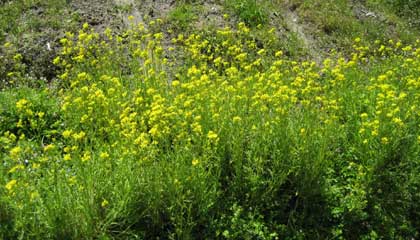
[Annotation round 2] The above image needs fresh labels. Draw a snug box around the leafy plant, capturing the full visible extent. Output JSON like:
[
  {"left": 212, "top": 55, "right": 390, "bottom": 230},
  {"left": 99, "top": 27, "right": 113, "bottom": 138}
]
[
  {"left": 225, "top": 0, "right": 268, "bottom": 27},
  {"left": 167, "top": 3, "right": 198, "bottom": 31}
]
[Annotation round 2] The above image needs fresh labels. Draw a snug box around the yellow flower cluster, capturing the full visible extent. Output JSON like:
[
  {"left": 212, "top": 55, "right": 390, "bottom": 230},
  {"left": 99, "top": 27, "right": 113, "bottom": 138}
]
[{"left": 3, "top": 21, "right": 420, "bottom": 213}]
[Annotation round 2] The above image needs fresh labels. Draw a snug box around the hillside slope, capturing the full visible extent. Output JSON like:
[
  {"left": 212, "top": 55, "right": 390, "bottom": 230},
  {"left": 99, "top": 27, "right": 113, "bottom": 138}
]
[
  {"left": 1, "top": 0, "right": 419, "bottom": 83},
  {"left": 1, "top": 1, "right": 420, "bottom": 239}
]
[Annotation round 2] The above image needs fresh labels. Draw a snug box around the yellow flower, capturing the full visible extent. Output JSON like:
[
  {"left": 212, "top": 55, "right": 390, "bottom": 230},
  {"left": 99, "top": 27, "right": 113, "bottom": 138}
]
[
  {"left": 207, "top": 131, "right": 218, "bottom": 140},
  {"left": 16, "top": 99, "right": 29, "bottom": 110},
  {"left": 377, "top": 74, "right": 387, "bottom": 82},
  {"left": 233, "top": 116, "right": 242, "bottom": 123},
  {"left": 77, "top": 72, "right": 87, "bottom": 80},
  {"left": 10, "top": 146, "right": 22, "bottom": 159},
  {"left": 5, "top": 179, "right": 17, "bottom": 191},
  {"left": 25, "top": 109, "right": 34, "bottom": 116},
  {"left": 172, "top": 80, "right": 180, "bottom": 87},
  {"left": 149, "top": 126, "right": 159, "bottom": 137},
  {"left": 82, "top": 152, "right": 91, "bottom": 162},
  {"left": 360, "top": 113, "right": 368, "bottom": 119},
  {"left": 53, "top": 56, "right": 61, "bottom": 65},
  {"left": 192, "top": 159, "right": 199, "bottom": 166},
  {"left": 381, "top": 137, "right": 389, "bottom": 145},
  {"left": 100, "top": 152, "right": 110, "bottom": 159},
  {"left": 68, "top": 176, "right": 77, "bottom": 185},
  {"left": 101, "top": 199, "right": 109, "bottom": 207},
  {"left": 64, "top": 154, "right": 71, "bottom": 161},
  {"left": 73, "top": 131, "right": 86, "bottom": 141},
  {"left": 30, "top": 191, "right": 40, "bottom": 201},
  {"left": 8, "top": 164, "right": 24, "bottom": 173},
  {"left": 13, "top": 53, "right": 22, "bottom": 61},
  {"left": 392, "top": 117, "right": 404, "bottom": 126},
  {"left": 62, "top": 130, "right": 72, "bottom": 138},
  {"left": 7, "top": 132, "right": 17, "bottom": 141},
  {"left": 64, "top": 146, "right": 71, "bottom": 153},
  {"left": 257, "top": 49, "right": 266, "bottom": 56},
  {"left": 43, "top": 144, "right": 55, "bottom": 152},
  {"left": 80, "top": 114, "right": 89, "bottom": 123},
  {"left": 192, "top": 122, "right": 202, "bottom": 134},
  {"left": 16, "top": 119, "right": 23, "bottom": 128}
]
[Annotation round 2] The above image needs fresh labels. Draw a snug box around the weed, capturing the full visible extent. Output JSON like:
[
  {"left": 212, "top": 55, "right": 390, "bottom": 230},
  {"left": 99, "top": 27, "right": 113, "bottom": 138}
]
[
  {"left": 1, "top": 1, "right": 420, "bottom": 239},
  {"left": 224, "top": 0, "right": 268, "bottom": 27},
  {"left": 167, "top": 3, "right": 198, "bottom": 31}
]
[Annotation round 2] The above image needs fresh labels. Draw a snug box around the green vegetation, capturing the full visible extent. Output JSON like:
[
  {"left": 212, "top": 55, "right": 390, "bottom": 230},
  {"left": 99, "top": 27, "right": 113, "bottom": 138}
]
[
  {"left": 285, "top": 0, "right": 418, "bottom": 53},
  {"left": 0, "top": 0, "right": 79, "bottom": 81},
  {"left": 1, "top": 0, "right": 420, "bottom": 239},
  {"left": 382, "top": 0, "right": 420, "bottom": 27},
  {"left": 0, "top": 0, "right": 67, "bottom": 41},
  {"left": 225, "top": 0, "right": 268, "bottom": 27},
  {"left": 167, "top": 2, "right": 198, "bottom": 31}
]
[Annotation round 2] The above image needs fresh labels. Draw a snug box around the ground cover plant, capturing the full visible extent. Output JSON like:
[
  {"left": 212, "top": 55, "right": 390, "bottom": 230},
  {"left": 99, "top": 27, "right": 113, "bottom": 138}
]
[
  {"left": 224, "top": 0, "right": 268, "bottom": 27},
  {"left": 283, "top": 0, "right": 418, "bottom": 56},
  {"left": 2, "top": 0, "right": 420, "bottom": 239},
  {"left": 1, "top": 18, "right": 420, "bottom": 239},
  {"left": 0, "top": 0, "right": 82, "bottom": 82}
]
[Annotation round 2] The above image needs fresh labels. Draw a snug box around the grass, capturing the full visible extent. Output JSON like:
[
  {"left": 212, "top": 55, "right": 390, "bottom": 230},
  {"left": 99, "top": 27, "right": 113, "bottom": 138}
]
[
  {"left": 283, "top": 0, "right": 419, "bottom": 54},
  {"left": 0, "top": 0, "right": 80, "bottom": 82},
  {"left": 167, "top": 2, "right": 199, "bottom": 31},
  {"left": 224, "top": 0, "right": 268, "bottom": 27},
  {"left": 379, "top": 0, "right": 420, "bottom": 28}
]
